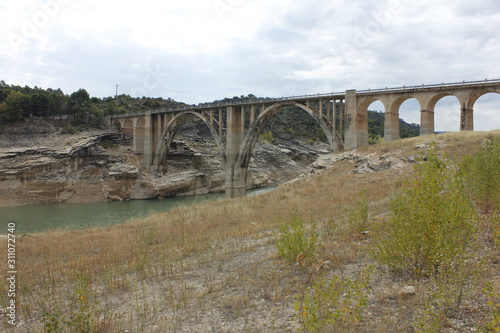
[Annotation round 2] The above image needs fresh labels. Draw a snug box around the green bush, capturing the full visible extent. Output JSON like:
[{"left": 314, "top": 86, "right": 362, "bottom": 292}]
[
  {"left": 295, "top": 267, "right": 372, "bottom": 332},
  {"left": 374, "top": 144, "right": 477, "bottom": 278},
  {"left": 259, "top": 130, "right": 274, "bottom": 144},
  {"left": 275, "top": 211, "right": 318, "bottom": 264},
  {"left": 61, "top": 124, "right": 78, "bottom": 134},
  {"left": 347, "top": 193, "right": 370, "bottom": 235},
  {"left": 41, "top": 273, "right": 114, "bottom": 332},
  {"left": 461, "top": 138, "right": 500, "bottom": 214}
]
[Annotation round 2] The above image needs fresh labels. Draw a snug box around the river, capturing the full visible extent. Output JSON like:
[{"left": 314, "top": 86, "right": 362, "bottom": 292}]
[{"left": 0, "top": 188, "right": 274, "bottom": 234}]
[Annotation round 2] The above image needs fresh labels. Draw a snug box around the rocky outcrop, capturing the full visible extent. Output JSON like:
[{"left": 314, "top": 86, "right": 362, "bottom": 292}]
[
  {"left": 0, "top": 131, "right": 327, "bottom": 206},
  {"left": 310, "top": 150, "right": 417, "bottom": 174}
]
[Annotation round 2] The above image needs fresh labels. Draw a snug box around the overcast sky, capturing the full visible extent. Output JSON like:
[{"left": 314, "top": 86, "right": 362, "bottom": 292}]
[{"left": 1, "top": 0, "right": 499, "bottom": 131}]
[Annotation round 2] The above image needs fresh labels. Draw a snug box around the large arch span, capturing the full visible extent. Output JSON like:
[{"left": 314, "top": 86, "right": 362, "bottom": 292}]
[
  {"left": 154, "top": 111, "right": 223, "bottom": 168},
  {"left": 230, "top": 102, "right": 345, "bottom": 189}
]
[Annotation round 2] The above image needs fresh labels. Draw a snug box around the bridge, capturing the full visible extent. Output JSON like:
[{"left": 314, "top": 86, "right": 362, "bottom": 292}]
[{"left": 110, "top": 79, "right": 500, "bottom": 198}]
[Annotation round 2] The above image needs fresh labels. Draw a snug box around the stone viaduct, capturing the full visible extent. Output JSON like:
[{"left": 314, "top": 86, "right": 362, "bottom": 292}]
[{"left": 110, "top": 79, "right": 500, "bottom": 198}]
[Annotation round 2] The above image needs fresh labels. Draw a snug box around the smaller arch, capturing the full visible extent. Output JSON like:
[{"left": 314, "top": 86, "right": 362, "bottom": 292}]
[
  {"left": 134, "top": 117, "right": 146, "bottom": 153},
  {"left": 396, "top": 98, "right": 421, "bottom": 138},
  {"left": 155, "top": 111, "right": 222, "bottom": 167},
  {"left": 432, "top": 95, "right": 461, "bottom": 132},
  {"left": 470, "top": 90, "right": 500, "bottom": 131},
  {"left": 358, "top": 97, "right": 383, "bottom": 112},
  {"left": 122, "top": 118, "right": 134, "bottom": 136},
  {"left": 358, "top": 99, "right": 385, "bottom": 144},
  {"left": 466, "top": 88, "right": 500, "bottom": 109},
  {"left": 425, "top": 93, "right": 456, "bottom": 111},
  {"left": 389, "top": 96, "right": 423, "bottom": 114},
  {"left": 111, "top": 119, "right": 122, "bottom": 132}
]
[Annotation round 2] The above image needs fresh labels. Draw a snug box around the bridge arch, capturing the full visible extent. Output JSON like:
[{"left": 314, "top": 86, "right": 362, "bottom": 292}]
[
  {"left": 424, "top": 93, "right": 456, "bottom": 111},
  {"left": 396, "top": 97, "right": 421, "bottom": 138},
  {"left": 155, "top": 111, "right": 223, "bottom": 167},
  {"left": 430, "top": 95, "right": 460, "bottom": 132},
  {"left": 469, "top": 90, "right": 500, "bottom": 130},
  {"left": 466, "top": 88, "right": 500, "bottom": 109},
  {"left": 133, "top": 117, "right": 146, "bottom": 153},
  {"left": 233, "top": 101, "right": 341, "bottom": 186},
  {"left": 122, "top": 118, "right": 134, "bottom": 136},
  {"left": 111, "top": 119, "right": 122, "bottom": 132}
]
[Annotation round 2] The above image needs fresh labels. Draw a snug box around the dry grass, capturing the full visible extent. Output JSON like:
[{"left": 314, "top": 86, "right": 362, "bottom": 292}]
[{"left": 1, "top": 130, "right": 499, "bottom": 332}]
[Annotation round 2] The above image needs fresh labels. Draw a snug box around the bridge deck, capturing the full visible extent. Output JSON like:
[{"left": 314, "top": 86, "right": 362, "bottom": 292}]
[{"left": 111, "top": 79, "right": 500, "bottom": 119}]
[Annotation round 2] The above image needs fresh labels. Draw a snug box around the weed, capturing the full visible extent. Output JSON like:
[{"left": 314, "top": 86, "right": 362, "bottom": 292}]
[
  {"left": 480, "top": 282, "right": 500, "bottom": 332},
  {"left": 61, "top": 124, "right": 78, "bottom": 134},
  {"left": 275, "top": 210, "right": 318, "bottom": 265},
  {"left": 295, "top": 266, "right": 372, "bottom": 332},
  {"left": 374, "top": 144, "right": 477, "bottom": 278},
  {"left": 346, "top": 192, "right": 370, "bottom": 236},
  {"left": 414, "top": 259, "right": 481, "bottom": 332},
  {"left": 461, "top": 137, "right": 500, "bottom": 214},
  {"left": 41, "top": 273, "right": 115, "bottom": 333}
]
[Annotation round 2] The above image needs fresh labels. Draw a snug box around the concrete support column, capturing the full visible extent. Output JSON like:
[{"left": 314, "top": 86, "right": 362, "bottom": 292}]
[
  {"left": 156, "top": 114, "right": 163, "bottom": 146},
  {"left": 345, "top": 90, "right": 368, "bottom": 149},
  {"left": 339, "top": 100, "right": 344, "bottom": 136},
  {"left": 143, "top": 112, "right": 154, "bottom": 167},
  {"left": 319, "top": 99, "right": 323, "bottom": 119},
  {"left": 250, "top": 106, "right": 256, "bottom": 125},
  {"left": 225, "top": 106, "right": 246, "bottom": 198},
  {"left": 420, "top": 109, "right": 435, "bottom": 135},
  {"left": 461, "top": 108, "right": 474, "bottom": 131},
  {"left": 384, "top": 111, "right": 400, "bottom": 142},
  {"left": 218, "top": 109, "right": 223, "bottom": 138},
  {"left": 327, "top": 101, "right": 332, "bottom": 123},
  {"left": 132, "top": 122, "right": 139, "bottom": 153}
]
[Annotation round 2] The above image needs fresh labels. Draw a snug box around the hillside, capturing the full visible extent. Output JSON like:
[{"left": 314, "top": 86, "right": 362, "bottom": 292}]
[{"left": 1, "top": 131, "right": 498, "bottom": 332}]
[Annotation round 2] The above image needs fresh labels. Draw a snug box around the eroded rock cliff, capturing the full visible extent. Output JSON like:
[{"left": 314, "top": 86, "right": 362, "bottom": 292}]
[{"left": 0, "top": 130, "right": 328, "bottom": 206}]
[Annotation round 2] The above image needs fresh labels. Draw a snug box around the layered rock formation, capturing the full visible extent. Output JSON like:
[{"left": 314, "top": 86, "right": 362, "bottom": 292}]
[{"left": 0, "top": 131, "right": 328, "bottom": 206}]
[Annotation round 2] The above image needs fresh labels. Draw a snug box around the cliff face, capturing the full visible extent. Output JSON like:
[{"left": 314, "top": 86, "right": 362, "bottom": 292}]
[{"left": 0, "top": 132, "right": 329, "bottom": 207}]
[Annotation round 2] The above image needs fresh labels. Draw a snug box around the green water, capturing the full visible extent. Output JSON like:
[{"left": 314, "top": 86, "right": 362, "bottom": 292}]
[{"left": 0, "top": 188, "right": 274, "bottom": 234}]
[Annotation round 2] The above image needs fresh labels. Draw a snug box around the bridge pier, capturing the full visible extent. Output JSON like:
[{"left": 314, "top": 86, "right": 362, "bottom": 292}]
[
  {"left": 344, "top": 90, "right": 369, "bottom": 149},
  {"left": 143, "top": 112, "right": 154, "bottom": 166},
  {"left": 461, "top": 108, "right": 474, "bottom": 131},
  {"left": 384, "top": 111, "right": 400, "bottom": 142},
  {"left": 420, "top": 109, "right": 435, "bottom": 135},
  {"left": 225, "top": 106, "right": 246, "bottom": 198}
]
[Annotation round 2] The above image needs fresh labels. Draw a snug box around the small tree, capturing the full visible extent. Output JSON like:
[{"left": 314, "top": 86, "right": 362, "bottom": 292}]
[
  {"left": 276, "top": 210, "right": 318, "bottom": 264},
  {"left": 460, "top": 138, "right": 500, "bottom": 214},
  {"left": 0, "top": 91, "right": 27, "bottom": 122},
  {"left": 374, "top": 144, "right": 477, "bottom": 278},
  {"left": 67, "top": 88, "right": 93, "bottom": 122}
]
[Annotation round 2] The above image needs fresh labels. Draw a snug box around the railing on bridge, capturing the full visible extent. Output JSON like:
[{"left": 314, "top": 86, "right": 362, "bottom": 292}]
[
  {"left": 110, "top": 78, "right": 500, "bottom": 119},
  {"left": 356, "top": 78, "right": 500, "bottom": 94}
]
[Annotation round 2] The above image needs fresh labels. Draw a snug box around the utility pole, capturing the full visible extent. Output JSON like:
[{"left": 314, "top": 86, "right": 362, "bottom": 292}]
[{"left": 115, "top": 84, "right": 119, "bottom": 100}]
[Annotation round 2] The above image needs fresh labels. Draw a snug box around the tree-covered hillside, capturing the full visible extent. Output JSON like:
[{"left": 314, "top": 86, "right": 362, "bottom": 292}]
[{"left": 0, "top": 81, "right": 185, "bottom": 128}]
